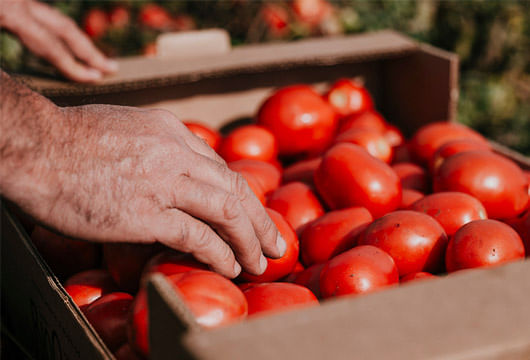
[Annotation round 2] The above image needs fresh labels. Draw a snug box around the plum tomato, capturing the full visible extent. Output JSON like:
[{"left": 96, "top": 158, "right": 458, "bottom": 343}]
[
  {"left": 228, "top": 159, "right": 281, "bottom": 196},
  {"left": 108, "top": 6, "right": 130, "bottom": 29},
  {"left": 319, "top": 245, "right": 399, "bottom": 298},
  {"left": 445, "top": 219, "right": 525, "bottom": 272},
  {"left": 300, "top": 207, "right": 373, "bottom": 266},
  {"left": 433, "top": 151, "right": 529, "bottom": 220},
  {"left": 184, "top": 121, "right": 222, "bottom": 151},
  {"left": 282, "top": 157, "right": 322, "bottom": 186},
  {"left": 392, "top": 143, "right": 415, "bottom": 164},
  {"left": 283, "top": 261, "right": 306, "bottom": 282},
  {"left": 83, "top": 9, "right": 108, "bottom": 39},
  {"left": 335, "top": 128, "right": 393, "bottom": 163},
  {"left": 410, "top": 192, "right": 487, "bottom": 236},
  {"left": 383, "top": 124, "right": 405, "bottom": 147},
  {"left": 505, "top": 210, "right": 530, "bottom": 255},
  {"left": 430, "top": 139, "right": 491, "bottom": 174},
  {"left": 314, "top": 143, "right": 402, "bottom": 218},
  {"left": 138, "top": 4, "right": 172, "bottom": 30},
  {"left": 391, "top": 162, "right": 429, "bottom": 193},
  {"left": 290, "top": 263, "right": 325, "bottom": 298},
  {"left": 64, "top": 269, "right": 117, "bottom": 312},
  {"left": 219, "top": 125, "right": 278, "bottom": 163},
  {"left": 358, "top": 210, "right": 448, "bottom": 276},
  {"left": 243, "top": 282, "right": 318, "bottom": 316},
  {"left": 324, "top": 79, "right": 374, "bottom": 117},
  {"left": 141, "top": 250, "right": 208, "bottom": 284},
  {"left": 399, "top": 189, "right": 424, "bottom": 210},
  {"left": 257, "top": 85, "right": 338, "bottom": 157},
  {"left": 400, "top": 272, "right": 437, "bottom": 283},
  {"left": 338, "top": 110, "right": 386, "bottom": 134}
]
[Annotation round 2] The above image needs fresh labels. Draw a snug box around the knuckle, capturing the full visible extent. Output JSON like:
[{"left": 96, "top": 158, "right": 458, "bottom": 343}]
[
  {"left": 218, "top": 244, "right": 234, "bottom": 265},
  {"left": 231, "top": 173, "right": 251, "bottom": 202},
  {"left": 221, "top": 194, "right": 242, "bottom": 222},
  {"left": 257, "top": 215, "right": 276, "bottom": 240},
  {"left": 192, "top": 223, "right": 213, "bottom": 253}
]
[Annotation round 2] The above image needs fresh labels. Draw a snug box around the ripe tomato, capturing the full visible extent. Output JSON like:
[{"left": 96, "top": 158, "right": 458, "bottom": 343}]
[
  {"left": 141, "top": 251, "right": 208, "bottom": 284},
  {"left": 445, "top": 219, "right": 525, "bottom": 272},
  {"left": 282, "top": 157, "right": 322, "bottom": 186},
  {"left": 64, "top": 269, "right": 117, "bottom": 312},
  {"left": 290, "top": 263, "right": 325, "bottom": 298},
  {"left": 266, "top": 182, "right": 324, "bottom": 233},
  {"left": 172, "top": 15, "right": 196, "bottom": 31},
  {"left": 335, "top": 128, "right": 393, "bottom": 163},
  {"left": 243, "top": 283, "right": 318, "bottom": 316},
  {"left": 184, "top": 121, "right": 222, "bottom": 151},
  {"left": 291, "top": 0, "right": 331, "bottom": 26},
  {"left": 108, "top": 6, "right": 130, "bottom": 29},
  {"left": 319, "top": 245, "right": 399, "bottom": 298},
  {"left": 239, "top": 209, "right": 299, "bottom": 282},
  {"left": 410, "top": 192, "right": 487, "bottom": 236},
  {"left": 114, "top": 344, "right": 142, "bottom": 360},
  {"left": 434, "top": 151, "right": 529, "bottom": 219},
  {"left": 31, "top": 226, "right": 100, "bottom": 279},
  {"left": 358, "top": 211, "right": 448, "bottom": 276},
  {"left": 257, "top": 85, "right": 338, "bottom": 157},
  {"left": 383, "top": 124, "right": 404, "bottom": 147},
  {"left": 300, "top": 207, "right": 373, "bottom": 266},
  {"left": 219, "top": 125, "right": 278, "bottom": 163},
  {"left": 138, "top": 4, "right": 172, "bottom": 30},
  {"left": 85, "top": 292, "right": 133, "bottom": 351},
  {"left": 83, "top": 9, "right": 108, "bottom": 39},
  {"left": 392, "top": 143, "right": 414, "bottom": 164},
  {"left": 261, "top": 3, "right": 289, "bottom": 37},
  {"left": 324, "top": 79, "right": 374, "bottom": 117},
  {"left": 228, "top": 159, "right": 281, "bottom": 196},
  {"left": 400, "top": 272, "right": 437, "bottom": 283},
  {"left": 430, "top": 139, "right": 491, "bottom": 174},
  {"left": 283, "top": 261, "right": 306, "bottom": 282},
  {"left": 392, "top": 162, "right": 429, "bottom": 193},
  {"left": 314, "top": 143, "right": 402, "bottom": 218},
  {"left": 505, "top": 210, "right": 530, "bottom": 255},
  {"left": 338, "top": 110, "right": 386, "bottom": 134},
  {"left": 399, "top": 189, "right": 424, "bottom": 210},
  {"left": 410, "top": 122, "right": 487, "bottom": 164}
]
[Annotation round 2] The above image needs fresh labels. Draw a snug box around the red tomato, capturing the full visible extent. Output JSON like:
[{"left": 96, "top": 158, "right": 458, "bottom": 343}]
[
  {"left": 261, "top": 3, "right": 289, "bottom": 37},
  {"left": 445, "top": 219, "right": 525, "bottom": 272},
  {"left": 300, "top": 207, "right": 373, "bottom": 266},
  {"left": 257, "top": 85, "right": 338, "bottom": 157},
  {"left": 128, "top": 291, "right": 149, "bottom": 357},
  {"left": 358, "top": 211, "right": 448, "bottom": 276},
  {"left": 31, "top": 226, "right": 100, "bottom": 279},
  {"left": 383, "top": 124, "right": 404, "bottom": 147},
  {"left": 319, "top": 245, "right": 399, "bottom": 298},
  {"left": 291, "top": 0, "right": 331, "bottom": 26},
  {"left": 391, "top": 162, "right": 429, "bottom": 193},
  {"left": 400, "top": 272, "right": 437, "bottom": 283},
  {"left": 228, "top": 159, "right": 281, "bottom": 196},
  {"left": 219, "top": 125, "right": 278, "bottom": 163},
  {"left": 141, "top": 251, "right": 208, "bottom": 284},
  {"left": 83, "top": 9, "right": 108, "bottom": 39},
  {"left": 104, "top": 243, "right": 161, "bottom": 293},
  {"left": 324, "top": 79, "right": 374, "bottom": 117},
  {"left": 525, "top": 171, "right": 530, "bottom": 197},
  {"left": 64, "top": 269, "right": 117, "bottom": 312},
  {"left": 410, "top": 122, "right": 487, "bottom": 164},
  {"left": 291, "top": 263, "right": 325, "bottom": 298},
  {"left": 399, "top": 189, "right": 425, "bottom": 210},
  {"left": 108, "top": 6, "right": 130, "bottom": 29},
  {"left": 242, "top": 172, "right": 267, "bottom": 205},
  {"left": 338, "top": 110, "right": 386, "bottom": 134},
  {"left": 335, "top": 128, "right": 393, "bottom": 163},
  {"left": 184, "top": 121, "right": 222, "bottom": 151},
  {"left": 434, "top": 151, "right": 529, "bottom": 220},
  {"left": 172, "top": 15, "right": 196, "bottom": 31},
  {"left": 282, "top": 157, "right": 322, "bottom": 186},
  {"left": 392, "top": 143, "right": 415, "bottom": 164},
  {"left": 114, "top": 344, "right": 142, "bottom": 360},
  {"left": 410, "top": 192, "right": 488, "bottom": 236},
  {"left": 85, "top": 292, "right": 133, "bottom": 351},
  {"left": 505, "top": 210, "right": 530, "bottom": 255},
  {"left": 239, "top": 209, "right": 299, "bottom": 282},
  {"left": 282, "top": 261, "right": 306, "bottom": 283},
  {"left": 243, "top": 283, "right": 318, "bottom": 316},
  {"left": 138, "top": 4, "right": 172, "bottom": 30},
  {"left": 266, "top": 182, "right": 324, "bottom": 233},
  {"left": 430, "top": 139, "right": 491, "bottom": 174},
  {"left": 314, "top": 143, "right": 402, "bottom": 218}
]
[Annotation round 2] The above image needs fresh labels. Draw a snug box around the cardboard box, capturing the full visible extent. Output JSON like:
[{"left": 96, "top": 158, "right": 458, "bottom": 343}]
[{"left": 3, "top": 30, "right": 529, "bottom": 360}]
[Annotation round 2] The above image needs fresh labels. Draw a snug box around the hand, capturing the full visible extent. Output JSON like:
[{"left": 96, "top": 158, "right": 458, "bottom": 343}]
[{"left": 0, "top": 0, "right": 117, "bottom": 82}]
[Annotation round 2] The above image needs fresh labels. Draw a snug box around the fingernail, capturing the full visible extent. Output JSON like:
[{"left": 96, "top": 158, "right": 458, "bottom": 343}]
[
  {"left": 259, "top": 254, "right": 268, "bottom": 274},
  {"left": 276, "top": 234, "right": 286, "bottom": 257},
  {"left": 106, "top": 59, "right": 119, "bottom": 72},
  {"left": 233, "top": 262, "right": 242, "bottom": 277},
  {"left": 86, "top": 69, "right": 102, "bottom": 80}
]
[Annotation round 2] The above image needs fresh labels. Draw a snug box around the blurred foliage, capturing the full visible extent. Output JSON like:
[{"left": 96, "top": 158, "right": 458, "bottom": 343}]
[{"left": 1, "top": 0, "right": 528, "bottom": 154}]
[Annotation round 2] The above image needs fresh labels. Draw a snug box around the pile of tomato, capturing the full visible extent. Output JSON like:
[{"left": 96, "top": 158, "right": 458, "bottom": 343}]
[{"left": 30, "top": 79, "right": 529, "bottom": 359}]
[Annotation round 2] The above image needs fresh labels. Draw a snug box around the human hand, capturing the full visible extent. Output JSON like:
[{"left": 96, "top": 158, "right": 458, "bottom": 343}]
[{"left": 0, "top": 0, "right": 117, "bottom": 82}]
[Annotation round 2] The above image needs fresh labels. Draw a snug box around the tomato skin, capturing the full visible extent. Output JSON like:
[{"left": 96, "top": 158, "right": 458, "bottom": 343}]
[
  {"left": 266, "top": 182, "right": 324, "bottom": 233},
  {"left": 282, "top": 157, "right": 322, "bottom": 186},
  {"left": 319, "top": 245, "right": 399, "bottom": 298},
  {"left": 383, "top": 124, "right": 404, "bottom": 147},
  {"left": 324, "top": 79, "right": 374, "bottom": 117},
  {"left": 239, "top": 209, "right": 299, "bottom": 282},
  {"left": 399, "top": 189, "right": 424, "bottom": 210},
  {"left": 335, "top": 128, "right": 393, "bottom": 163},
  {"left": 410, "top": 192, "right": 487, "bottom": 236},
  {"left": 430, "top": 139, "right": 491, "bottom": 174},
  {"left": 243, "top": 283, "right": 318, "bottom": 316},
  {"left": 85, "top": 292, "right": 133, "bottom": 352},
  {"left": 392, "top": 143, "right": 415, "bottom": 164},
  {"left": 184, "top": 122, "right": 222, "bottom": 151},
  {"left": 141, "top": 251, "right": 208, "bottom": 284},
  {"left": 433, "top": 151, "right": 529, "bottom": 220},
  {"left": 83, "top": 9, "right": 109, "bottom": 39},
  {"left": 261, "top": 3, "right": 289, "bottom": 37},
  {"left": 257, "top": 85, "right": 338, "bottom": 157},
  {"left": 138, "top": 4, "right": 172, "bottom": 30},
  {"left": 114, "top": 344, "right": 143, "bottom": 360},
  {"left": 228, "top": 159, "right": 281, "bottom": 196},
  {"left": 505, "top": 210, "right": 530, "bottom": 255},
  {"left": 108, "top": 6, "right": 130, "bottom": 29},
  {"left": 291, "top": 263, "right": 325, "bottom": 298},
  {"left": 400, "top": 272, "right": 437, "bottom": 283},
  {"left": 283, "top": 261, "right": 306, "bottom": 282},
  {"left": 358, "top": 211, "right": 448, "bottom": 276},
  {"left": 445, "top": 219, "right": 525, "bottom": 272},
  {"left": 314, "top": 143, "right": 402, "bottom": 218},
  {"left": 338, "top": 110, "right": 386, "bottom": 134},
  {"left": 410, "top": 122, "right": 487, "bottom": 164},
  {"left": 391, "top": 162, "right": 429, "bottom": 193},
  {"left": 219, "top": 125, "right": 278, "bottom": 163},
  {"left": 64, "top": 269, "right": 117, "bottom": 312},
  {"left": 128, "top": 291, "right": 149, "bottom": 357},
  {"left": 300, "top": 207, "right": 373, "bottom": 266},
  {"left": 291, "top": 0, "right": 330, "bottom": 26}
]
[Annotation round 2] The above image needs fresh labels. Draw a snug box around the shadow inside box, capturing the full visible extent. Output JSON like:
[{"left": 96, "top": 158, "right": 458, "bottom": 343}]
[{"left": 219, "top": 116, "right": 255, "bottom": 136}]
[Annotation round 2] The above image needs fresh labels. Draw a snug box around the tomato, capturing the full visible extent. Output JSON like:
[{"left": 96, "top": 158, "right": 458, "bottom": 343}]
[
  {"left": 64, "top": 269, "right": 117, "bottom": 312},
  {"left": 266, "top": 182, "right": 324, "bottom": 233},
  {"left": 410, "top": 192, "right": 488, "bottom": 236},
  {"left": 410, "top": 122, "right": 487, "bottom": 164},
  {"left": 219, "top": 125, "right": 278, "bottom": 163},
  {"left": 228, "top": 159, "right": 281, "bottom": 196},
  {"left": 141, "top": 251, "right": 208, "bottom": 284},
  {"left": 108, "top": 6, "right": 130, "bottom": 29},
  {"left": 314, "top": 143, "right": 402, "bottom": 218},
  {"left": 392, "top": 162, "right": 429, "bottom": 193},
  {"left": 257, "top": 85, "right": 338, "bottom": 157},
  {"left": 445, "top": 219, "right": 525, "bottom": 272},
  {"left": 399, "top": 189, "right": 424, "bottom": 210},
  {"left": 383, "top": 124, "right": 404, "bottom": 147},
  {"left": 114, "top": 344, "right": 142, "bottom": 360},
  {"left": 128, "top": 291, "right": 149, "bottom": 357},
  {"left": 104, "top": 243, "right": 161, "bottom": 293},
  {"left": 300, "top": 207, "right": 372, "bottom": 266},
  {"left": 319, "top": 245, "right": 399, "bottom": 298},
  {"left": 31, "top": 226, "right": 100, "bottom": 279},
  {"left": 358, "top": 211, "right": 448, "bottom": 276},
  {"left": 83, "top": 9, "right": 108, "bottom": 39},
  {"left": 282, "top": 157, "right": 322, "bottom": 186},
  {"left": 338, "top": 110, "right": 386, "bottom": 134},
  {"left": 239, "top": 209, "right": 299, "bottom": 282},
  {"left": 505, "top": 210, "right": 530, "bottom": 255},
  {"left": 335, "top": 128, "right": 393, "bottom": 163},
  {"left": 400, "top": 272, "right": 437, "bottom": 283},
  {"left": 284, "top": 261, "right": 305, "bottom": 279},
  {"left": 85, "top": 292, "right": 133, "bottom": 351},
  {"left": 392, "top": 143, "right": 414, "bottom": 164},
  {"left": 433, "top": 151, "right": 529, "bottom": 220},
  {"left": 525, "top": 171, "right": 530, "bottom": 197},
  {"left": 291, "top": 263, "right": 325, "bottom": 298},
  {"left": 261, "top": 3, "right": 289, "bottom": 37},
  {"left": 172, "top": 15, "right": 196, "bottom": 31},
  {"left": 324, "top": 79, "right": 374, "bottom": 117},
  {"left": 291, "top": 0, "right": 331, "bottom": 26},
  {"left": 243, "top": 283, "right": 318, "bottom": 316},
  {"left": 430, "top": 139, "right": 491, "bottom": 174},
  {"left": 184, "top": 121, "right": 222, "bottom": 151},
  {"left": 138, "top": 4, "right": 172, "bottom": 30}
]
